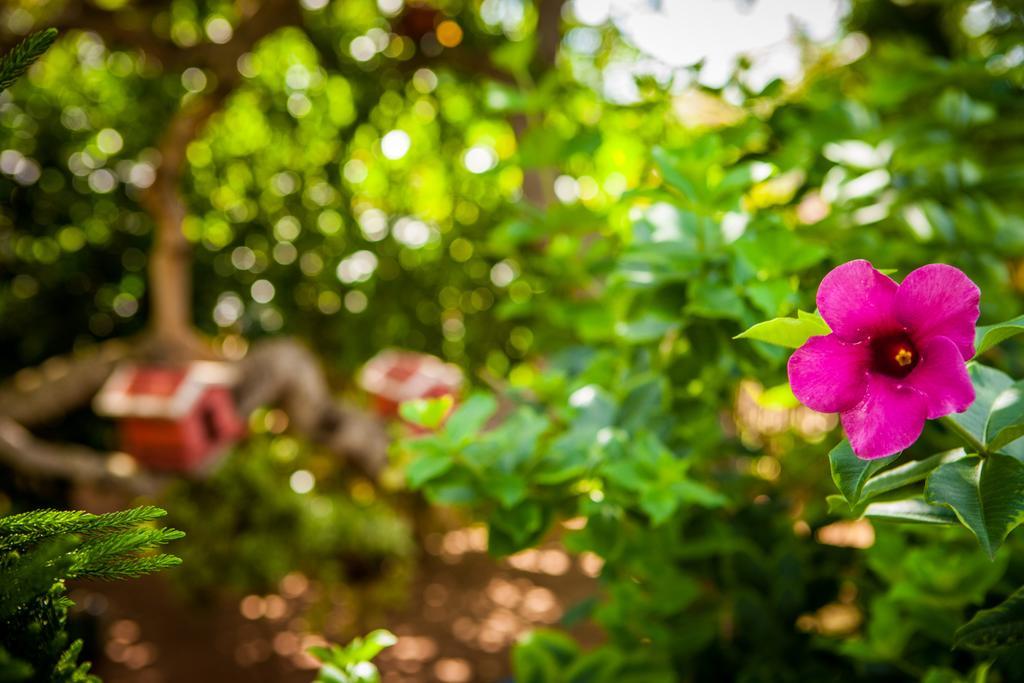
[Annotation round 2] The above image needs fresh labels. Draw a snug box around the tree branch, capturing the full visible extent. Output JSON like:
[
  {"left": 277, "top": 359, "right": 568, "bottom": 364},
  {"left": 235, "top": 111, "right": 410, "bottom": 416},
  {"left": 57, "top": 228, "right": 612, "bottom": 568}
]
[
  {"left": 0, "top": 336, "right": 388, "bottom": 488},
  {"left": 0, "top": 418, "right": 163, "bottom": 496},
  {"left": 235, "top": 338, "right": 389, "bottom": 476},
  {"left": 0, "top": 341, "right": 129, "bottom": 428}
]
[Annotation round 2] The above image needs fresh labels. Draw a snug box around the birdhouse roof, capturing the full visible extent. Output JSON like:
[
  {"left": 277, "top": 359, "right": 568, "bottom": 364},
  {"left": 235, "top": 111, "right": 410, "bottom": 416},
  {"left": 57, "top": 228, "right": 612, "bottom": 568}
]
[
  {"left": 358, "top": 349, "right": 463, "bottom": 403},
  {"left": 94, "top": 362, "right": 237, "bottom": 419}
]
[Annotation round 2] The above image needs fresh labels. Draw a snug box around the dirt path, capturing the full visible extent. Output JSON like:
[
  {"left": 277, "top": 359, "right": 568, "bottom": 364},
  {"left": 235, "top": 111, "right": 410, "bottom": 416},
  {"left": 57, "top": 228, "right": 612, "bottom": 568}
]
[{"left": 85, "top": 524, "right": 602, "bottom": 683}]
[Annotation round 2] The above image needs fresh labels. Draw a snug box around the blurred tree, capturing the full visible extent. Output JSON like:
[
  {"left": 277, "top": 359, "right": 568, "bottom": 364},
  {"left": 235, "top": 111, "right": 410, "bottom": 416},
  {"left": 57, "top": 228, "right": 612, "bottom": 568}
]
[{"left": 0, "top": 0, "right": 576, "bottom": 489}]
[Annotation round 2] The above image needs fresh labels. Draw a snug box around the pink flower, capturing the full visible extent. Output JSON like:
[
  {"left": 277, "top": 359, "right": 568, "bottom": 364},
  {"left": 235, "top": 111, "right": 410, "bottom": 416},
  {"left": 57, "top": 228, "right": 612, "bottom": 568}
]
[{"left": 788, "top": 260, "right": 979, "bottom": 459}]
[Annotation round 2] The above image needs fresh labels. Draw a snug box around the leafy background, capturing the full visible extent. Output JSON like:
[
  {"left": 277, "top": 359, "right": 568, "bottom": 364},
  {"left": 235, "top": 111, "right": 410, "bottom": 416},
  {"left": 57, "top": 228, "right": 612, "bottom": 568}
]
[{"left": 3, "top": 0, "right": 1024, "bottom": 681}]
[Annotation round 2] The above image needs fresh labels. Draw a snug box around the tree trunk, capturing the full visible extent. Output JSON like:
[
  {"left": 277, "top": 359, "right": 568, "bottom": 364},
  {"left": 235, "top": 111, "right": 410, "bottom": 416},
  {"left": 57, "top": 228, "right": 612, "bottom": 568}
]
[{"left": 140, "top": 94, "right": 226, "bottom": 358}]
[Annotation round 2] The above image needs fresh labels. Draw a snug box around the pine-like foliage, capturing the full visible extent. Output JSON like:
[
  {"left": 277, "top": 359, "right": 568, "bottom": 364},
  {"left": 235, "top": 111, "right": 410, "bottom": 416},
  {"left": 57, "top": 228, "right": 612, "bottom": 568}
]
[
  {"left": 0, "top": 28, "right": 58, "bottom": 94},
  {"left": 0, "top": 506, "right": 184, "bottom": 681}
]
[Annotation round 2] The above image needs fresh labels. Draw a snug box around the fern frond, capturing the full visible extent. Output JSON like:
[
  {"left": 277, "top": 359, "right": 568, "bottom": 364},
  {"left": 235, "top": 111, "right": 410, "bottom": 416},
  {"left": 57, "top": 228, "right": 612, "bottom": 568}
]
[
  {"left": 77, "top": 554, "right": 184, "bottom": 581},
  {"left": 54, "top": 639, "right": 98, "bottom": 683},
  {"left": 71, "top": 525, "right": 184, "bottom": 579},
  {"left": 0, "top": 537, "right": 77, "bottom": 621},
  {"left": 0, "top": 28, "right": 58, "bottom": 94},
  {"left": 0, "top": 506, "right": 170, "bottom": 552},
  {"left": 0, "top": 505, "right": 182, "bottom": 679}
]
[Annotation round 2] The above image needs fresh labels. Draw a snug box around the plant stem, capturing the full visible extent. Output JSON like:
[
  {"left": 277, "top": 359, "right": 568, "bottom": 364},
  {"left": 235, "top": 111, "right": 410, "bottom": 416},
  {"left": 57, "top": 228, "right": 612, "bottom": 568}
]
[{"left": 940, "top": 416, "right": 987, "bottom": 455}]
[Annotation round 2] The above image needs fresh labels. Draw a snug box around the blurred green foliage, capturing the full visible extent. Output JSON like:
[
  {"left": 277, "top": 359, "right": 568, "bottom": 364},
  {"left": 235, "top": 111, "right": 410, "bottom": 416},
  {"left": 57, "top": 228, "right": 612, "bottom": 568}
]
[
  {"left": 5, "top": 0, "right": 1024, "bottom": 680},
  {"left": 164, "top": 430, "right": 413, "bottom": 611}
]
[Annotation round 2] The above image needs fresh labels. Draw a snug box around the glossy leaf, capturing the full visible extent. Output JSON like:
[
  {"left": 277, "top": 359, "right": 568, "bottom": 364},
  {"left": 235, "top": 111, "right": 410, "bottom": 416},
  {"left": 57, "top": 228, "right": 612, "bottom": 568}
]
[
  {"left": 863, "top": 497, "right": 959, "bottom": 525},
  {"left": 925, "top": 454, "right": 1024, "bottom": 558},
  {"left": 514, "top": 629, "right": 580, "bottom": 683},
  {"left": 946, "top": 364, "right": 1023, "bottom": 455},
  {"left": 406, "top": 440, "right": 454, "bottom": 489},
  {"left": 955, "top": 586, "right": 1024, "bottom": 652},
  {"left": 399, "top": 395, "right": 454, "bottom": 431},
  {"left": 975, "top": 314, "right": 1024, "bottom": 356},
  {"left": 355, "top": 630, "right": 398, "bottom": 660},
  {"left": 859, "top": 449, "right": 967, "bottom": 501},
  {"left": 734, "top": 312, "right": 830, "bottom": 348},
  {"left": 986, "top": 381, "right": 1024, "bottom": 452},
  {"left": 829, "top": 440, "right": 898, "bottom": 506},
  {"left": 444, "top": 394, "right": 498, "bottom": 442}
]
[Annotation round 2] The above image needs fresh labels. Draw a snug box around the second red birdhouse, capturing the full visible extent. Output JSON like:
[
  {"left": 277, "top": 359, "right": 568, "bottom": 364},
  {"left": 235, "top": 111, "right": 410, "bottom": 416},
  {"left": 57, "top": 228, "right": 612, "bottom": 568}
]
[
  {"left": 93, "top": 362, "right": 246, "bottom": 473},
  {"left": 358, "top": 349, "right": 463, "bottom": 419}
]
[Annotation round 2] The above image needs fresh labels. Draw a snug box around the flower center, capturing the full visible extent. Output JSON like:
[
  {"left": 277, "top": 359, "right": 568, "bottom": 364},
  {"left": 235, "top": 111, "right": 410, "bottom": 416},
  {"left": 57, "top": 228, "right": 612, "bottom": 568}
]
[{"left": 871, "top": 333, "right": 919, "bottom": 378}]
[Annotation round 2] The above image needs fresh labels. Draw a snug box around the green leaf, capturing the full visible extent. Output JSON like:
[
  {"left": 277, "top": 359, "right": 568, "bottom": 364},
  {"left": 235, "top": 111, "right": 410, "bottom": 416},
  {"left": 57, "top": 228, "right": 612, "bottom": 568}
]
[
  {"left": 406, "top": 448, "right": 454, "bottom": 489},
  {"left": 859, "top": 448, "right": 967, "bottom": 501},
  {"left": 613, "top": 244, "right": 703, "bottom": 289},
  {"left": 307, "top": 645, "right": 334, "bottom": 662},
  {"left": 733, "top": 230, "right": 828, "bottom": 277},
  {"left": 686, "top": 281, "right": 746, "bottom": 321},
  {"left": 671, "top": 480, "right": 728, "bottom": 508},
  {"left": 565, "top": 648, "right": 624, "bottom": 683},
  {"left": 484, "top": 473, "right": 527, "bottom": 509},
  {"left": 955, "top": 585, "right": 1024, "bottom": 652},
  {"left": 975, "top": 314, "right": 1024, "bottom": 356},
  {"left": 316, "top": 663, "right": 348, "bottom": 683},
  {"left": 745, "top": 279, "right": 796, "bottom": 318},
  {"left": 639, "top": 479, "right": 726, "bottom": 525},
  {"left": 428, "top": 483, "right": 483, "bottom": 505},
  {"left": 350, "top": 629, "right": 398, "bottom": 661},
  {"left": 921, "top": 664, "right": 992, "bottom": 683},
  {"left": 601, "top": 459, "right": 647, "bottom": 492},
  {"left": 829, "top": 440, "right": 899, "bottom": 507},
  {"left": 827, "top": 494, "right": 856, "bottom": 517},
  {"left": 399, "top": 395, "right": 454, "bottom": 430},
  {"left": 863, "top": 497, "right": 959, "bottom": 525},
  {"left": 715, "top": 161, "right": 775, "bottom": 197},
  {"left": 489, "top": 35, "right": 538, "bottom": 77},
  {"left": 734, "top": 312, "right": 829, "bottom": 349},
  {"left": 925, "top": 453, "right": 1024, "bottom": 558},
  {"left": 488, "top": 502, "right": 546, "bottom": 555},
  {"left": 947, "top": 363, "right": 1021, "bottom": 455},
  {"left": 798, "top": 309, "right": 825, "bottom": 324},
  {"left": 513, "top": 629, "right": 580, "bottom": 683},
  {"left": 640, "top": 485, "right": 679, "bottom": 526},
  {"left": 444, "top": 394, "right": 498, "bottom": 442},
  {"left": 986, "top": 381, "right": 1024, "bottom": 452},
  {"left": 614, "top": 313, "right": 678, "bottom": 343},
  {"left": 652, "top": 147, "right": 699, "bottom": 202}
]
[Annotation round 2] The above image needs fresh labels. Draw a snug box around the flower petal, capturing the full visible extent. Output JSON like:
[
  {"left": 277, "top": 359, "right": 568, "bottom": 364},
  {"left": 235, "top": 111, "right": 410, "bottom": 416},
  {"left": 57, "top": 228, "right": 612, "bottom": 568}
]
[
  {"left": 788, "top": 334, "right": 870, "bottom": 413},
  {"left": 840, "top": 374, "right": 928, "bottom": 459},
  {"left": 896, "top": 263, "right": 980, "bottom": 360},
  {"left": 817, "top": 259, "right": 899, "bottom": 343},
  {"left": 904, "top": 335, "right": 975, "bottom": 419}
]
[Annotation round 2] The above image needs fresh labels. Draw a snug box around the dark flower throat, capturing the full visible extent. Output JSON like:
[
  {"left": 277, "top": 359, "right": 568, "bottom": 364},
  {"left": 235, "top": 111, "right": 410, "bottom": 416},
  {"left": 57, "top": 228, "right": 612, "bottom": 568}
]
[{"left": 871, "top": 333, "right": 919, "bottom": 378}]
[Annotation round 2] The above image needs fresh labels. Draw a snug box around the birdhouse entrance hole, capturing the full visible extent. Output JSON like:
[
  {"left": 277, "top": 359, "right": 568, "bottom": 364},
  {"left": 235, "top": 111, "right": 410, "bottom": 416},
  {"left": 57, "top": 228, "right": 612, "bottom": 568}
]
[{"left": 200, "top": 406, "right": 220, "bottom": 443}]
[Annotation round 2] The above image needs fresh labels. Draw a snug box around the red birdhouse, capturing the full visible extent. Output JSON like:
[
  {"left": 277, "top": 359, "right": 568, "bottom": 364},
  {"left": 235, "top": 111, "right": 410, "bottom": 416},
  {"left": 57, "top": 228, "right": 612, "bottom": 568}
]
[
  {"left": 358, "top": 349, "right": 463, "bottom": 419},
  {"left": 93, "top": 362, "right": 246, "bottom": 473}
]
